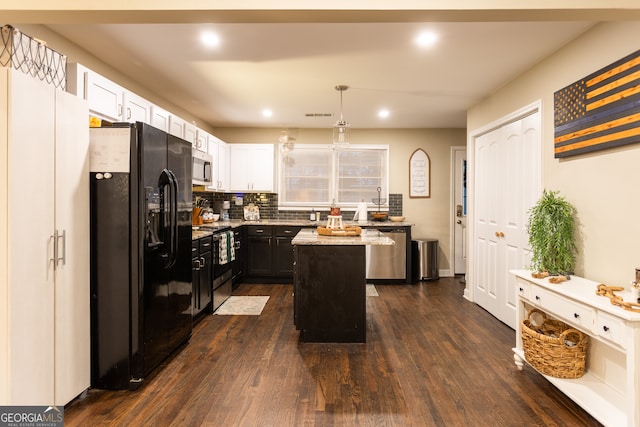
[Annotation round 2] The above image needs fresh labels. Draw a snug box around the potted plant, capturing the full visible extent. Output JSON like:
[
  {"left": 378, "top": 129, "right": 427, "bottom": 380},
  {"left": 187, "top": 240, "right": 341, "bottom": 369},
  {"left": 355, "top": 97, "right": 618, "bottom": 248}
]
[{"left": 527, "top": 189, "right": 577, "bottom": 276}]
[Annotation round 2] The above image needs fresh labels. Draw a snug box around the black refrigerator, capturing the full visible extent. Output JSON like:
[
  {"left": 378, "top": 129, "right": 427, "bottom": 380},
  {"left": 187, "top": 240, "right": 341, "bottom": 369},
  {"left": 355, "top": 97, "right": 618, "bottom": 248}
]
[{"left": 89, "top": 122, "right": 193, "bottom": 390}]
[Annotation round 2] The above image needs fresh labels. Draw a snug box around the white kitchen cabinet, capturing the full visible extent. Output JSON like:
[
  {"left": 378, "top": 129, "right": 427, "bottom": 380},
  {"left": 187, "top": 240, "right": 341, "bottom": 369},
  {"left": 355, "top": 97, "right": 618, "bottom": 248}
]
[
  {"left": 85, "top": 68, "right": 124, "bottom": 121},
  {"left": 169, "top": 115, "right": 187, "bottom": 139},
  {"left": 184, "top": 121, "right": 197, "bottom": 145},
  {"left": 0, "top": 69, "right": 90, "bottom": 406},
  {"left": 150, "top": 104, "right": 170, "bottom": 132},
  {"left": 229, "top": 144, "right": 274, "bottom": 192},
  {"left": 123, "top": 90, "right": 152, "bottom": 123},
  {"left": 512, "top": 270, "right": 640, "bottom": 427},
  {"left": 195, "top": 129, "right": 209, "bottom": 153},
  {"left": 206, "top": 135, "right": 229, "bottom": 191}
]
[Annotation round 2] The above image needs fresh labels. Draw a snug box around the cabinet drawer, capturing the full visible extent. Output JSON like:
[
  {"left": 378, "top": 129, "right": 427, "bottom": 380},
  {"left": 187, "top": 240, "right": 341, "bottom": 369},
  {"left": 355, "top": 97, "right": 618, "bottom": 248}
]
[
  {"left": 596, "top": 311, "right": 627, "bottom": 349},
  {"left": 516, "top": 279, "right": 530, "bottom": 300},
  {"left": 247, "top": 226, "right": 272, "bottom": 236},
  {"left": 530, "top": 285, "right": 595, "bottom": 332},
  {"left": 199, "top": 236, "right": 213, "bottom": 252},
  {"left": 275, "top": 226, "right": 301, "bottom": 237},
  {"left": 191, "top": 240, "right": 199, "bottom": 256}
]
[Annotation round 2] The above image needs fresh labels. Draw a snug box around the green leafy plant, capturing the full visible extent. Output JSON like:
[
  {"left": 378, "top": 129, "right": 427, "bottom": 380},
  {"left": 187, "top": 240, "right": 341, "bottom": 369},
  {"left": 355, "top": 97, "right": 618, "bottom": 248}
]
[{"left": 527, "top": 190, "right": 577, "bottom": 275}]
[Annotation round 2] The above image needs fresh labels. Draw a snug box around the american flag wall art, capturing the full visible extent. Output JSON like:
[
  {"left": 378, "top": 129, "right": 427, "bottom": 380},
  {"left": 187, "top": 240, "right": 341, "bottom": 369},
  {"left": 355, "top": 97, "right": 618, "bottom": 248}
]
[{"left": 554, "top": 49, "right": 640, "bottom": 158}]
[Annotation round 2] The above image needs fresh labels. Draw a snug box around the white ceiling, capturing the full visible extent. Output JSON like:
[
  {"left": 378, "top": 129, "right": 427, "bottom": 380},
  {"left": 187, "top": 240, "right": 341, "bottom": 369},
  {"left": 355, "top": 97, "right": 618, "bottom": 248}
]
[{"left": 47, "top": 21, "right": 595, "bottom": 129}]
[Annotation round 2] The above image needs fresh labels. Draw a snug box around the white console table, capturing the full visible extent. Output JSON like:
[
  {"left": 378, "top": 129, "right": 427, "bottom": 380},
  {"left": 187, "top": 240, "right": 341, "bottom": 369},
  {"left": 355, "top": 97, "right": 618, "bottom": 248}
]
[{"left": 512, "top": 270, "right": 640, "bottom": 427}]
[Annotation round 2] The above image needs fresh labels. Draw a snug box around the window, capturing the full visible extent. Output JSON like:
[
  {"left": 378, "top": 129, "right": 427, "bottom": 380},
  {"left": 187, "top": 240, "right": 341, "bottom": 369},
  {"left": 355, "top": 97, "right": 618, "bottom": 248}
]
[{"left": 278, "top": 144, "right": 389, "bottom": 208}]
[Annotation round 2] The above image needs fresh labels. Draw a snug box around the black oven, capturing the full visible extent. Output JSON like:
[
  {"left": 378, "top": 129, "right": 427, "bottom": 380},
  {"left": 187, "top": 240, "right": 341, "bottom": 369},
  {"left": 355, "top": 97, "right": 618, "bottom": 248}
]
[{"left": 211, "top": 230, "right": 234, "bottom": 311}]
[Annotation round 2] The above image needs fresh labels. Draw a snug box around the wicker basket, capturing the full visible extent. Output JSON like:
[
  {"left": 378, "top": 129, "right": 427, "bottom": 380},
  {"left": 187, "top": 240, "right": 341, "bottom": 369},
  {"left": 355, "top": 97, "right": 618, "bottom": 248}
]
[{"left": 521, "top": 308, "right": 588, "bottom": 379}]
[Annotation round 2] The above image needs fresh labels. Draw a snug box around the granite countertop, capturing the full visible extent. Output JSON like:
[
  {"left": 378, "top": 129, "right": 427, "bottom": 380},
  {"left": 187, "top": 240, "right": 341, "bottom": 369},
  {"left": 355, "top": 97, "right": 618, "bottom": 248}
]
[
  {"left": 291, "top": 228, "right": 395, "bottom": 246},
  {"left": 193, "top": 218, "right": 412, "bottom": 240}
]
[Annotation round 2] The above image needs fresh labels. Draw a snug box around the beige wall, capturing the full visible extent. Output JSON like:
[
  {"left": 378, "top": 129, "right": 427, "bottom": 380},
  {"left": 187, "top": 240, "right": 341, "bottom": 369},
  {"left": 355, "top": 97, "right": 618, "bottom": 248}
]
[
  {"left": 215, "top": 127, "right": 466, "bottom": 272},
  {"left": 468, "top": 21, "right": 640, "bottom": 285}
]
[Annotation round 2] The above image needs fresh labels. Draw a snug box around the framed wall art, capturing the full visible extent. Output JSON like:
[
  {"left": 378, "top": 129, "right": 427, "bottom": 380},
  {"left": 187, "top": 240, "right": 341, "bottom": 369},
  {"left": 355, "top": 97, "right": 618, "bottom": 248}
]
[{"left": 409, "top": 148, "right": 430, "bottom": 198}]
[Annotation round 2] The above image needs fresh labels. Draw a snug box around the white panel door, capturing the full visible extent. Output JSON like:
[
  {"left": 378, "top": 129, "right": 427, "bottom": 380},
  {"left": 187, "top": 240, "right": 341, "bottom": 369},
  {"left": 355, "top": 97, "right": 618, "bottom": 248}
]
[
  {"left": 150, "top": 105, "right": 170, "bottom": 131},
  {"left": 86, "top": 71, "right": 123, "bottom": 121},
  {"left": 473, "top": 110, "right": 541, "bottom": 329},
  {"left": 53, "top": 89, "right": 90, "bottom": 406},
  {"left": 123, "top": 91, "right": 152, "bottom": 124},
  {"left": 7, "top": 71, "right": 56, "bottom": 404}
]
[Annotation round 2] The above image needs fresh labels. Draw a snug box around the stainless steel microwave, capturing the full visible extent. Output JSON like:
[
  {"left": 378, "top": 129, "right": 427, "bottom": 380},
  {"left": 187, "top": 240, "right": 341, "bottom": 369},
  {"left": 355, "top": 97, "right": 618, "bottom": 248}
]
[{"left": 192, "top": 149, "right": 213, "bottom": 186}]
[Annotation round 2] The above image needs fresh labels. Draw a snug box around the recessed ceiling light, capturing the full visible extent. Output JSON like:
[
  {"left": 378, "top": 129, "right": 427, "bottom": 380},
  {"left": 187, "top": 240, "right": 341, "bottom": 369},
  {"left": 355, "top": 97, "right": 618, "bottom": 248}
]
[
  {"left": 262, "top": 109, "right": 273, "bottom": 118},
  {"left": 415, "top": 31, "right": 439, "bottom": 48},
  {"left": 378, "top": 109, "right": 390, "bottom": 119},
  {"left": 201, "top": 32, "right": 220, "bottom": 48}
]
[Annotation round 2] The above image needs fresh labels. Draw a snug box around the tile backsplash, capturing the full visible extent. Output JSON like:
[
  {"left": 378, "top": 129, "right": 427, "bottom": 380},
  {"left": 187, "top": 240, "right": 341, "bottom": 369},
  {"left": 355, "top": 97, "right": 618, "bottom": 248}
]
[{"left": 193, "top": 191, "right": 403, "bottom": 221}]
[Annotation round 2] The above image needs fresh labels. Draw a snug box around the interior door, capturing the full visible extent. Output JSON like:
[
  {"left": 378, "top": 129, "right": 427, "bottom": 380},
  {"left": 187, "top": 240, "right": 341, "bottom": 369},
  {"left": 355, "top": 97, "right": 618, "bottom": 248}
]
[
  {"left": 473, "top": 111, "right": 541, "bottom": 329},
  {"left": 453, "top": 148, "right": 467, "bottom": 276}
]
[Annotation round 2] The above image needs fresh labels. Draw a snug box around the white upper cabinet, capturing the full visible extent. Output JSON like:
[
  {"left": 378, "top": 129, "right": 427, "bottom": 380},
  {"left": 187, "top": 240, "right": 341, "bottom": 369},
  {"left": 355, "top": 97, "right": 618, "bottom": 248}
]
[
  {"left": 229, "top": 144, "right": 274, "bottom": 192},
  {"left": 168, "top": 115, "right": 186, "bottom": 139},
  {"left": 123, "top": 91, "right": 152, "bottom": 123},
  {"left": 184, "top": 122, "right": 197, "bottom": 145},
  {"left": 85, "top": 70, "right": 124, "bottom": 122},
  {"left": 195, "top": 129, "right": 209, "bottom": 153},
  {"left": 206, "top": 135, "right": 229, "bottom": 192},
  {"left": 150, "top": 105, "right": 170, "bottom": 132}
]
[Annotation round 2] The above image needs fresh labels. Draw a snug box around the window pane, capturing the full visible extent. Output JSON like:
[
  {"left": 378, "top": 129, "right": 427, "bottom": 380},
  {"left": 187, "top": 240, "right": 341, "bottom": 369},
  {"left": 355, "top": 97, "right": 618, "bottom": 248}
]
[
  {"left": 280, "top": 147, "right": 332, "bottom": 204},
  {"left": 337, "top": 149, "right": 387, "bottom": 204}
]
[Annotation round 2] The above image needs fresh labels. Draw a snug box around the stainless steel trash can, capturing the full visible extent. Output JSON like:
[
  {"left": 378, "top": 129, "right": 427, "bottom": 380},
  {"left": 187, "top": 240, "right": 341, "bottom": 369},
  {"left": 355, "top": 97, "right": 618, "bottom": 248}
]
[{"left": 414, "top": 238, "right": 438, "bottom": 280}]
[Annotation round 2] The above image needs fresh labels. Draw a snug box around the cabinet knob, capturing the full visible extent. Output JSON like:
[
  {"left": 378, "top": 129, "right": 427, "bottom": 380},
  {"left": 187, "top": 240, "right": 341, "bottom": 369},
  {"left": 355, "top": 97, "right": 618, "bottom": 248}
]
[
  {"left": 603, "top": 325, "right": 610, "bottom": 332},
  {"left": 574, "top": 313, "right": 580, "bottom": 318},
  {"left": 535, "top": 296, "right": 541, "bottom": 301},
  {"left": 519, "top": 287, "right": 524, "bottom": 292}
]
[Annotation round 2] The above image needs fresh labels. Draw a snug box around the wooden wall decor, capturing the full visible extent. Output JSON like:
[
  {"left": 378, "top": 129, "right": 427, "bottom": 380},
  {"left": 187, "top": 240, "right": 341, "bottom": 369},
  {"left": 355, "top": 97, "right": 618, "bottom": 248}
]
[
  {"left": 554, "top": 49, "right": 640, "bottom": 158},
  {"left": 409, "top": 148, "right": 430, "bottom": 198}
]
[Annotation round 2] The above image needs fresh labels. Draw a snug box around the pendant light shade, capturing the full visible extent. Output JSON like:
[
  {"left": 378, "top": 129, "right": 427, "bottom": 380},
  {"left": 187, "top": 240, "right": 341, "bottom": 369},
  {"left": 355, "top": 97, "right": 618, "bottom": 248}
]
[{"left": 333, "top": 85, "right": 350, "bottom": 147}]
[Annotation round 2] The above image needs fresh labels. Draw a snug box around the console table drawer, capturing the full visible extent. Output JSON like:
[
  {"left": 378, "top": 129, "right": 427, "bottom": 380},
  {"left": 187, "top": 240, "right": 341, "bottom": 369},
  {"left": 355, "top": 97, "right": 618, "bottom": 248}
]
[
  {"left": 596, "top": 311, "right": 627, "bottom": 349},
  {"left": 529, "top": 285, "right": 595, "bottom": 332}
]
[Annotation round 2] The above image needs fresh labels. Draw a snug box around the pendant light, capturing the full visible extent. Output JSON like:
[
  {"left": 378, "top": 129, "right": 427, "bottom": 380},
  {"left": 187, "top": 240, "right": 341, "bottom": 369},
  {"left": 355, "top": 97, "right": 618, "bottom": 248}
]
[{"left": 333, "top": 85, "right": 350, "bottom": 147}]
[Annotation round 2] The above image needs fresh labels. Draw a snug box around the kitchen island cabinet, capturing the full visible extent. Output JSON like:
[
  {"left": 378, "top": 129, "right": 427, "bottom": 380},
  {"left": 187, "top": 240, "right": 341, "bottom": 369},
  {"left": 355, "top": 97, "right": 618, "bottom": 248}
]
[
  {"left": 292, "top": 229, "right": 393, "bottom": 342},
  {"left": 245, "top": 225, "right": 302, "bottom": 282}
]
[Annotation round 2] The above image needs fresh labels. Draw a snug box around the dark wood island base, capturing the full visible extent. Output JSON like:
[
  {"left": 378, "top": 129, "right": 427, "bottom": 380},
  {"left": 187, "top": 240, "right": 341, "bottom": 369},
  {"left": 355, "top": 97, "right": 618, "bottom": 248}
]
[{"left": 292, "top": 228, "right": 394, "bottom": 343}]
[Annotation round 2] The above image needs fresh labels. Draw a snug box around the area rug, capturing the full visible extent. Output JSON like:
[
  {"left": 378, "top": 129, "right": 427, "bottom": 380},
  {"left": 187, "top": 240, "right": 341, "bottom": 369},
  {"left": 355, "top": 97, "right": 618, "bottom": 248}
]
[
  {"left": 366, "top": 284, "right": 379, "bottom": 296},
  {"left": 215, "top": 296, "right": 270, "bottom": 315}
]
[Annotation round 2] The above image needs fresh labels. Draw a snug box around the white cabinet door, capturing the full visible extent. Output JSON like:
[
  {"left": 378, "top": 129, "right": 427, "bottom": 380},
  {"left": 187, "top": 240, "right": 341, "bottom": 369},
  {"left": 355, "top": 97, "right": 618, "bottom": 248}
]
[
  {"left": 1, "top": 71, "right": 90, "bottom": 406},
  {"left": 53, "top": 89, "right": 90, "bottom": 406},
  {"left": 217, "top": 140, "right": 229, "bottom": 191},
  {"left": 184, "top": 122, "right": 197, "bottom": 146},
  {"left": 473, "top": 111, "right": 541, "bottom": 329},
  {"left": 5, "top": 70, "right": 56, "bottom": 405},
  {"left": 229, "top": 144, "right": 274, "bottom": 192},
  {"left": 123, "top": 91, "right": 152, "bottom": 123},
  {"left": 150, "top": 105, "right": 170, "bottom": 132},
  {"left": 86, "top": 70, "right": 123, "bottom": 121},
  {"left": 195, "top": 129, "right": 209, "bottom": 153},
  {"left": 169, "top": 115, "right": 187, "bottom": 139}
]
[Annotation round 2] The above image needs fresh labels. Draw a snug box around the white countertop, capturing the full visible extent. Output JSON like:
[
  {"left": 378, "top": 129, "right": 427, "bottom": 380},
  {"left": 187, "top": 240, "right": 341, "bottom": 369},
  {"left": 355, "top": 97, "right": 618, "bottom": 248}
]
[{"left": 291, "top": 228, "right": 395, "bottom": 246}]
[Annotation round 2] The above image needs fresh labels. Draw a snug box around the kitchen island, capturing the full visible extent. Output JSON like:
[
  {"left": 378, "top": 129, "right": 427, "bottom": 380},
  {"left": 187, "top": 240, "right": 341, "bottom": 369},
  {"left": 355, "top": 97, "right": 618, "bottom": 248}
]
[{"left": 292, "top": 228, "right": 393, "bottom": 343}]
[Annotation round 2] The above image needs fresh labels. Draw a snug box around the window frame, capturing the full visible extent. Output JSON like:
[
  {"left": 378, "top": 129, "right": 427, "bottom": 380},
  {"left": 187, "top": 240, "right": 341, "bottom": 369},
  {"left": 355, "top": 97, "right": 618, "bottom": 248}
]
[{"left": 277, "top": 143, "right": 390, "bottom": 210}]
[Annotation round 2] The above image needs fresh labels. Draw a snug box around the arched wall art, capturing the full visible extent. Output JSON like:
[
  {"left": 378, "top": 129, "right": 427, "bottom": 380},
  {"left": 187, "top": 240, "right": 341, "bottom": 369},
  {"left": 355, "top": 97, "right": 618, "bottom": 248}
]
[{"left": 409, "top": 148, "right": 430, "bottom": 198}]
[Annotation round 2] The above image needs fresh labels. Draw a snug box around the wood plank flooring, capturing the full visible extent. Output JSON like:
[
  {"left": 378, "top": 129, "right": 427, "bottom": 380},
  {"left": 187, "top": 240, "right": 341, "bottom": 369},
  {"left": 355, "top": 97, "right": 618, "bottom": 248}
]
[{"left": 64, "top": 278, "right": 601, "bottom": 426}]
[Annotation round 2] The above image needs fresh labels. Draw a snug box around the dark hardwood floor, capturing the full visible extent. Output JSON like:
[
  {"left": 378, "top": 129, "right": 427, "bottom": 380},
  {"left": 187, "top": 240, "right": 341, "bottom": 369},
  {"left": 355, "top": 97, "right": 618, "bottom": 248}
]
[{"left": 65, "top": 278, "right": 601, "bottom": 426}]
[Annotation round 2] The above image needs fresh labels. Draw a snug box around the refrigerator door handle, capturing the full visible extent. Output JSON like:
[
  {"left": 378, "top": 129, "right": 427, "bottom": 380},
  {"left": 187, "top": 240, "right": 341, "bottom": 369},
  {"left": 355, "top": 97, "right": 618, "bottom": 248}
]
[{"left": 159, "top": 168, "right": 178, "bottom": 268}]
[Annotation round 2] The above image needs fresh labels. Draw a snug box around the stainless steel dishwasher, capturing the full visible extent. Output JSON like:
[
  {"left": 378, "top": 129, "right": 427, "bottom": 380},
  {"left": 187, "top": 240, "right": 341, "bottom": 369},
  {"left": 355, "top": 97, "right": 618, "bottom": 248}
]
[{"left": 365, "top": 228, "right": 406, "bottom": 280}]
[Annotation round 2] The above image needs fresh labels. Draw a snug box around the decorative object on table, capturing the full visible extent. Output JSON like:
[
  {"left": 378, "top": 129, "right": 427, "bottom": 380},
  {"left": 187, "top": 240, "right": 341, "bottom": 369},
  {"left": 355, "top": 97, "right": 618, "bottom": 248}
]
[
  {"left": 409, "top": 148, "right": 430, "bottom": 198},
  {"left": 595, "top": 284, "right": 640, "bottom": 313},
  {"left": 389, "top": 216, "right": 405, "bottom": 222},
  {"left": 371, "top": 187, "right": 388, "bottom": 221},
  {"left": 243, "top": 203, "right": 260, "bottom": 221},
  {"left": 521, "top": 308, "right": 588, "bottom": 379},
  {"left": 526, "top": 189, "right": 577, "bottom": 277},
  {"left": 326, "top": 215, "right": 343, "bottom": 229},
  {"left": 554, "top": 49, "right": 640, "bottom": 158},
  {"left": 316, "top": 225, "right": 362, "bottom": 236},
  {"left": 353, "top": 200, "right": 368, "bottom": 223}
]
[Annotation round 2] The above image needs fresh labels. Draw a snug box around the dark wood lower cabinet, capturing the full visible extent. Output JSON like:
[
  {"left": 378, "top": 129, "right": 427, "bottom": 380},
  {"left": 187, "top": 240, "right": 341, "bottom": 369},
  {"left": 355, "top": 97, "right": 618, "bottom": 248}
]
[
  {"left": 294, "top": 244, "right": 366, "bottom": 343},
  {"left": 192, "top": 237, "right": 212, "bottom": 317},
  {"left": 245, "top": 225, "right": 301, "bottom": 281}
]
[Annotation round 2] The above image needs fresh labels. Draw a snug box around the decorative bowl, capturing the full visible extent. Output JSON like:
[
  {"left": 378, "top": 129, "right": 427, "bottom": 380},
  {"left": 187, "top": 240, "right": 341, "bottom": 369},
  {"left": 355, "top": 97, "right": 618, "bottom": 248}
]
[
  {"left": 371, "top": 212, "right": 388, "bottom": 221},
  {"left": 212, "top": 214, "right": 220, "bottom": 221},
  {"left": 389, "top": 216, "right": 405, "bottom": 222}
]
